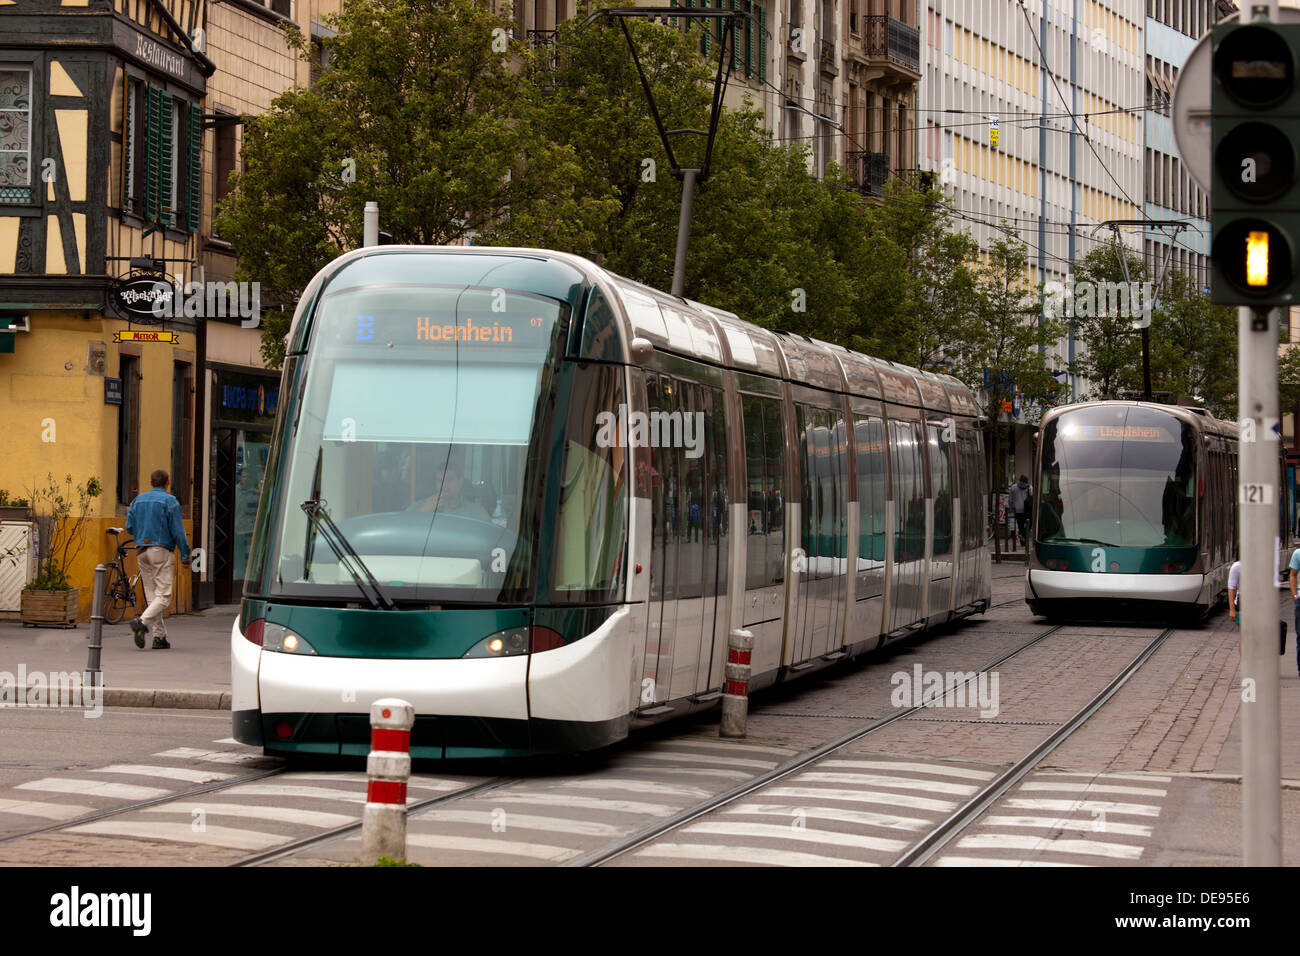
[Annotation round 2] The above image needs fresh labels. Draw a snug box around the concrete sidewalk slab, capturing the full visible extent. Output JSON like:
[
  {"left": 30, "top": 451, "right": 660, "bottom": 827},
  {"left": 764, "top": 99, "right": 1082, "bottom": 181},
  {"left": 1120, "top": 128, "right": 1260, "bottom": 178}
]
[{"left": 0, "top": 605, "right": 238, "bottom": 708}]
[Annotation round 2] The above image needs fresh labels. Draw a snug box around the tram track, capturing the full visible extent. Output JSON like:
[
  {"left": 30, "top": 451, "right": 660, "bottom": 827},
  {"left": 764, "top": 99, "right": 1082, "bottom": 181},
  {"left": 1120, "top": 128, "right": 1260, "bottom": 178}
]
[{"left": 562, "top": 622, "right": 1174, "bottom": 867}]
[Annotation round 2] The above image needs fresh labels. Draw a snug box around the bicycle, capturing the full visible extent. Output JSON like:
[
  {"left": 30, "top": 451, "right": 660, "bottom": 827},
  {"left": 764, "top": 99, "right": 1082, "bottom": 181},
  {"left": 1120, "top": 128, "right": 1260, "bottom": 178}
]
[{"left": 103, "top": 527, "right": 144, "bottom": 625}]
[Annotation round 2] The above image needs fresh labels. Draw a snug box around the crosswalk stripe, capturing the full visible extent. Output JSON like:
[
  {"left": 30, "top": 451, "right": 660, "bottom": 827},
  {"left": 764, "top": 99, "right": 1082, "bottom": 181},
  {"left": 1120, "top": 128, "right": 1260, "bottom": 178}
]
[
  {"left": 1004, "top": 797, "right": 1162, "bottom": 817},
  {"left": 286, "top": 773, "right": 459, "bottom": 790},
  {"left": 16, "top": 778, "right": 170, "bottom": 800},
  {"left": 980, "top": 815, "right": 1154, "bottom": 837},
  {"left": 682, "top": 820, "right": 909, "bottom": 853},
  {"left": 1042, "top": 771, "right": 1172, "bottom": 783},
  {"left": 1019, "top": 782, "right": 1167, "bottom": 797},
  {"left": 664, "top": 740, "right": 796, "bottom": 756},
  {"left": 633, "top": 752, "right": 776, "bottom": 770},
  {"left": 819, "top": 760, "right": 995, "bottom": 780},
  {"left": 635, "top": 843, "right": 876, "bottom": 866},
  {"left": 89, "top": 764, "right": 234, "bottom": 783},
  {"left": 225, "top": 784, "right": 368, "bottom": 804},
  {"left": 633, "top": 768, "right": 751, "bottom": 780},
  {"left": 0, "top": 798, "right": 93, "bottom": 821},
  {"left": 405, "top": 833, "right": 578, "bottom": 861},
  {"left": 486, "top": 793, "right": 676, "bottom": 817},
  {"left": 725, "top": 803, "right": 930, "bottom": 831},
  {"left": 796, "top": 772, "right": 978, "bottom": 795},
  {"left": 413, "top": 810, "right": 624, "bottom": 837},
  {"left": 956, "top": 833, "right": 1145, "bottom": 860},
  {"left": 934, "top": 856, "right": 1087, "bottom": 867},
  {"left": 763, "top": 786, "right": 958, "bottom": 813},
  {"left": 553, "top": 779, "right": 709, "bottom": 798},
  {"left": 152, "top": 748, "right": 270, "bottom": 765},
  {"left": 67, "top": 820, "right": 284, "bottom": 850},
  {"left": 141, "top": 802, "right": 355, "bottom": 828}
]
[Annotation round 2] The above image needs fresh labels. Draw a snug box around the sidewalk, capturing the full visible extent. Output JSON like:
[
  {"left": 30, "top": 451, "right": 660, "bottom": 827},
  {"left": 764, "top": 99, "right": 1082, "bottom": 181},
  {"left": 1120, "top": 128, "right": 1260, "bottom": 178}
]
[{"left": 0, "top": 605, "right": 238, "bottom": 709}]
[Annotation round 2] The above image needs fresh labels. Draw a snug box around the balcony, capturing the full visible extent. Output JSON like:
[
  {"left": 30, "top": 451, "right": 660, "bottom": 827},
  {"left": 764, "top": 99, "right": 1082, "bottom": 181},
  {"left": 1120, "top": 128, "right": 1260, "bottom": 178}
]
[
  {"left": 527, "top": 29, "right": 559, "bottom": 73},
  {"left": 846, "top": 150, "right": 891, "bottom": 197},
  {"left": 848, "top": 16, "right": 921, "bottom": 83}
]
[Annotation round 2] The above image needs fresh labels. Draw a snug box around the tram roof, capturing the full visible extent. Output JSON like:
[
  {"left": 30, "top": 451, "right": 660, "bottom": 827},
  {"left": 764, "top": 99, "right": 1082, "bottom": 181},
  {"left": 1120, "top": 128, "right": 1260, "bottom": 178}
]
[
  {"left": 287, "top": 245, "right": 978, "bottom": 416},
  {"left": 1039, "top": 399, "right": 1236, "bottom": 437}
]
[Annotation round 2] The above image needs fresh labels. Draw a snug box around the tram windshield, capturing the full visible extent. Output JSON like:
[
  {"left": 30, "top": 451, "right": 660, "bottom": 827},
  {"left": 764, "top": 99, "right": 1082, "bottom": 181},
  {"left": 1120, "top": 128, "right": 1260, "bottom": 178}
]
[
  {"left": 262, "top": 282, "right": 565, "bottom": 603},
  {"left": 1037, "top": 406, "right": 1198, "bottom": 549}
]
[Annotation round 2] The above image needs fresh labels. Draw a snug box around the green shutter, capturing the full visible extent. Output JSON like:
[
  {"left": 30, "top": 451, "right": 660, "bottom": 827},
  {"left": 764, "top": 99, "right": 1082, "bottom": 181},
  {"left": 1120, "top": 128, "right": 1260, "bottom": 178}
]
[
  {"left": 159, "top": 91, "right": 173, "bottom": 226},
  {"left": 144, "top": 84, "right": 161, "bottom": 222},
  {"left": 670, "top": 0, "right": 678, "bottom": 30},
  {"left": 758, "top": 3, "right": 766, "bottom": 83},
  {"left": 187, "top": 105, "right": 202, "bottom": 234},
  {"left": 745, "top": 0, "right": 753, "bottom": 77},
  {"left": 731, "top": 0, "right": 740, "bottom": 71},
  {"left": 702, "top": 0, "right": 711, "bottom": 55}
]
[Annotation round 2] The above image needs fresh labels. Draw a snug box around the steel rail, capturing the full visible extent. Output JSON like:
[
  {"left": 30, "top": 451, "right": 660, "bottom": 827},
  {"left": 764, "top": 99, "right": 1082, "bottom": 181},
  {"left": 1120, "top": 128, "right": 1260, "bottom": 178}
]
[
  {"left": 566, "top": 620, "right": 1069, "bottom": 867},
  {"left": 893, "top": 625, "right": 1175, "bottom": 866}
]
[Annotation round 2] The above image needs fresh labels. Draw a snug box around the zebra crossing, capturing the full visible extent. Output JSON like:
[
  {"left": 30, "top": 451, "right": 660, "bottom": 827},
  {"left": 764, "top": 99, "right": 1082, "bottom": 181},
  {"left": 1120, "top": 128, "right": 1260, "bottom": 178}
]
[
  {"left": 620, "top": 753, "right": 998, "bottom": 867},
  {"left": 289, "top": 737, "right": 801, "bottom": 866},
  {"left": 0, "top": 735, "right": 1176, "bottom": 866},
  {"left": 932, "top": 770, "right": 1172, "bottom": 866}
]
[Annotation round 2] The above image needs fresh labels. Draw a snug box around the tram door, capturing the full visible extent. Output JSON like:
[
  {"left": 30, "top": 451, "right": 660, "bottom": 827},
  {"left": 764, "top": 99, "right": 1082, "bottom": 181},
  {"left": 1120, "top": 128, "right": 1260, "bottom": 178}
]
[
  {"left": 887, "top": 415, "right": 926, "bottom": 634},
  {"left": 852, "top": 411, "right": 888, "bottom": 641},
  {"left": 790, "top": 403, "right": 849, "bottom": 664},
  {"left": 926, "top": 420, "right": 955, "bottom": 621},
  {"left": 739, "top": 393, "right": 786, "bottom": 679}
]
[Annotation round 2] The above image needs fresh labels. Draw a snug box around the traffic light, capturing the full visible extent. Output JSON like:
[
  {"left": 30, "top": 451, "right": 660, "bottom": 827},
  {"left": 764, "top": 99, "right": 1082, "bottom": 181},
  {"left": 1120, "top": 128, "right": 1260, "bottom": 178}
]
[{"left": 1210, "top": 21, "right": 1300, "bottom": 305}]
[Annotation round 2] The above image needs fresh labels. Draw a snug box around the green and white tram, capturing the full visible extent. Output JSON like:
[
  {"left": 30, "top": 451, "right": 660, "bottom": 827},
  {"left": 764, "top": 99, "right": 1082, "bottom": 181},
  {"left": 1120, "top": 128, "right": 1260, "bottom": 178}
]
[
  {"left": 232, "top": 247, "right": 991, "bottom": 757},
  {"left": 1026, "top": 400, "right": 1292, "bottom": 622}
]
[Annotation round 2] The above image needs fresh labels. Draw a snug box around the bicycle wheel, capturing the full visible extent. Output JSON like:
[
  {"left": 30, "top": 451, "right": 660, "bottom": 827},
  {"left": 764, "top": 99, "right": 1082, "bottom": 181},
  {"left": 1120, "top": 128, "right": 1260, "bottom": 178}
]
[{"left": 102, "top": 567, "right": 130, "bottom": 624}]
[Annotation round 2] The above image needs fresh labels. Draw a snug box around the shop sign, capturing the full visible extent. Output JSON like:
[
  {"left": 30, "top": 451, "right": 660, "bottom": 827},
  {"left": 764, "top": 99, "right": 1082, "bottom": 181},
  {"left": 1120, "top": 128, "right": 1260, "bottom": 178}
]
[
  {"left": 113, "top": 330, "right": 178, "bottom": 344},
  {"left": 111, "top": 275, "right": 174, "bottom": 321}
]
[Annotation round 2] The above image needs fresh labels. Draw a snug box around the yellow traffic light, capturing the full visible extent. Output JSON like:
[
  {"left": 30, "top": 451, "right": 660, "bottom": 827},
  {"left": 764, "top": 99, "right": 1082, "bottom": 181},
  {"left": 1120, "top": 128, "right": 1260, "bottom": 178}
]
[{"left": 1247, "top": 230, "right": 1270, "bottom": 286}]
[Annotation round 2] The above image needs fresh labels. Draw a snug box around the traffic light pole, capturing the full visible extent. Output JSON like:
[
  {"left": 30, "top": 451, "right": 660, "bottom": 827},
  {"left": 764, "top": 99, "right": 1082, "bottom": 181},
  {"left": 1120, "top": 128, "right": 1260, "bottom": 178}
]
[{"left": 1238, "top": 304, "right": 1282, "bottom": 867}]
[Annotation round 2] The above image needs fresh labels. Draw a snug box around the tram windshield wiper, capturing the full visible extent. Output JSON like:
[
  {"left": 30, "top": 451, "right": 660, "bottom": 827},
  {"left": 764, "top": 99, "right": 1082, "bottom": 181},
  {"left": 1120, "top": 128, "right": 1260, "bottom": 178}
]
[
  {"left": 299, "top": 498, "right": 397, "bottom": 611},
  {"left": 1048, "top": 536, "right": 1118, "bottom": 547}
]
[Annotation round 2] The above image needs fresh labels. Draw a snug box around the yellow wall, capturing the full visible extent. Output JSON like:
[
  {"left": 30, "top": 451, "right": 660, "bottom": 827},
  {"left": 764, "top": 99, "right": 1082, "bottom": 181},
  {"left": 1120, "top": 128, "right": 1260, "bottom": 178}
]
[{"left": 0, "top": 312, "right": 196, "bottom": 619}]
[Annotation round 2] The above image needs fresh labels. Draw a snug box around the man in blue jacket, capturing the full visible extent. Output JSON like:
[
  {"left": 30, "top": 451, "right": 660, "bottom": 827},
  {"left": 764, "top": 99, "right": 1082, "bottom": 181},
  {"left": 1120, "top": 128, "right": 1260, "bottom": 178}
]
[{"left": 125, "top": 469, "right": 191, "bottom": 650}]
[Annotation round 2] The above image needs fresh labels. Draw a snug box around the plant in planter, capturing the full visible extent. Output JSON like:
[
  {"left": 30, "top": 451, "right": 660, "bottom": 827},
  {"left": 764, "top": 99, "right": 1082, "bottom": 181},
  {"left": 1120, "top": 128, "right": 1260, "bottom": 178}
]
[{"left": 13, "top": 474, "right": 102, "bottom": 627}]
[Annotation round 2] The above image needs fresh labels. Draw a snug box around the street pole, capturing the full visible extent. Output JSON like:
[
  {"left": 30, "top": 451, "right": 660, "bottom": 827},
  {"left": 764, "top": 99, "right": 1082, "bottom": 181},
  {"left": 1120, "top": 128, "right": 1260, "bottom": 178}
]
[
  {"left": 671, "top": 169, "right": 698, "bottom": 298},
  {"left": 1238, "top": 304, "right": 1282, "bottom": 866}
]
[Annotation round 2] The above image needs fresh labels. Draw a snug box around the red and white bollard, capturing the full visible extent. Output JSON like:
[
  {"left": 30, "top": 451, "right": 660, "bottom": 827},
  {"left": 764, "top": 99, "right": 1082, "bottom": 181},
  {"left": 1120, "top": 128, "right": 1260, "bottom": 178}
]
[
  {"left": 719, "top": 628, "right": 754, "bottom": 738},
  {"left": 360, "top": 697, "right": 413, "bottom": 864}
]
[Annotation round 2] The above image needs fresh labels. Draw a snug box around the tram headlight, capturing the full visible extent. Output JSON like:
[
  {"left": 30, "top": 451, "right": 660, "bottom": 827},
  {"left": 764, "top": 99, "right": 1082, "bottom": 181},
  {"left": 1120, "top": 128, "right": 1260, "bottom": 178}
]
[
  {"left": 463, "top": 627, "right": 530, "bottom": 658},
  {"left": 263, "top": 623, "right": 318, "bottom": 655}
]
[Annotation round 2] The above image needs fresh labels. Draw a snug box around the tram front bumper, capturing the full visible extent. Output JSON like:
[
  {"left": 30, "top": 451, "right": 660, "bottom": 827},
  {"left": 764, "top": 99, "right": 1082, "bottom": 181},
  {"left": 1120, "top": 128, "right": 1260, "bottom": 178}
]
[{"left": 1027, "top": 568, "right": 1205, "bottom": 603}]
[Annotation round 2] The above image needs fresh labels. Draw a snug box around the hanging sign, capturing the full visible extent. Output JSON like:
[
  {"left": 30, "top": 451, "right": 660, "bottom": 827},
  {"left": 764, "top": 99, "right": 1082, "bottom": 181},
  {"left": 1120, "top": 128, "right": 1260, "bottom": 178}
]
[
  {"left": 989, "top": 114, "right": 999, "bottom": 147},
  {"left": 113, "top": 330, "right": 178, "bottom": 344}
]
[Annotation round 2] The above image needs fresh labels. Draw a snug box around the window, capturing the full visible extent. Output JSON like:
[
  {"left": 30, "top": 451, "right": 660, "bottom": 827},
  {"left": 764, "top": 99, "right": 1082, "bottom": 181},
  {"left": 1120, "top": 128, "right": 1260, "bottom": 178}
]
[
  {"left": 123, "top": 80, "right": 200, "bottom": 232},
  {"left": 741, "top": 393, "right": 786, "bottom": 589},
  {"left": 172, "top": 362, "right": 193, "bottom": 509},
  {"left": 0, "top": 67, "right": 32, "bottom": 203}
]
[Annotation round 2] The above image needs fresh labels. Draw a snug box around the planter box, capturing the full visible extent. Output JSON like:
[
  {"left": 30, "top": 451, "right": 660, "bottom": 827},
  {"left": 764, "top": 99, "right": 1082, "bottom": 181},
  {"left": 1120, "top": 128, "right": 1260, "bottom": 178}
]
[
  {"left": 20, "top": 588, "right": 78, "bottom": 627},
  {"left": 0, "top": 507, "right": 31, "bottom": 522}
]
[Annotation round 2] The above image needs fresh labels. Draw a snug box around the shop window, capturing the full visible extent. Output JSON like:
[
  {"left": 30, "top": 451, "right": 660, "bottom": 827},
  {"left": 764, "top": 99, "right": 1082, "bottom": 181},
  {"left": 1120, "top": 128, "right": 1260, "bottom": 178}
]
[
  {"left": 172, "top": 362, "right": 193, "bottom": 509},
  {"left": 117, "top": 356, "right": 141, "bottom": 506}
]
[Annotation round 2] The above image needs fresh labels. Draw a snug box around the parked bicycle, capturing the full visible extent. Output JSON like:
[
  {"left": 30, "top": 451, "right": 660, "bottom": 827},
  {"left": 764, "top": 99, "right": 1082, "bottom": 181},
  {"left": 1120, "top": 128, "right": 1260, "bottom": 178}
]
[{"left": 103, "top": 527, "right": 144, "bottom": 625}]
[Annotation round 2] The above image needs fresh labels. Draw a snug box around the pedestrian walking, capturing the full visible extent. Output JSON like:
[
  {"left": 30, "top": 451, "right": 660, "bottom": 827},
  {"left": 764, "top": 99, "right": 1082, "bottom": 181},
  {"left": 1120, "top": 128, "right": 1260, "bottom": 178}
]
[
  {"left": 125, "top": 469, "right": 191, "bottom": 650},
  {"left": 1007, "top": 475, "right": 1033, "bottom": 548},
  {"left": 1228, "top": 558, "right": 1241, "bottom": 626}
]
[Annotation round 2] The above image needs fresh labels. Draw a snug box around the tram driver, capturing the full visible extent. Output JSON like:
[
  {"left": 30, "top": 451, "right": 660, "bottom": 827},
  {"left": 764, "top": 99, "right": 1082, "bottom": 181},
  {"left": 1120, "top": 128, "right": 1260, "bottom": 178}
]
[{"left": 407, "top": 461, "right": 491, "bottom": 521}]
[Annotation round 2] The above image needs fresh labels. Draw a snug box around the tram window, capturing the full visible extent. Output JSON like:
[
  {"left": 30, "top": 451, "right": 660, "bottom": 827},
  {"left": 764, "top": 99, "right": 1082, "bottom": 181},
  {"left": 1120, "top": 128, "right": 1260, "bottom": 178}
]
[
  {"left": 741, "top": 393, "right": 785, "bottom": 589},
  {"left": 552, "top": 364, "right": 627, "bottom": 600},
  {"left": 678, "top": 382, "right": 705, "bottom": 601},
  {"left": 705, "top": 385, "right": 729, "bottom": 597},
  {"left": 855, "top": 417, "right": 887, "bottom": 565},
  {"left": 890, "top": 420, "right": 924, "bottom": 561},
  {"left": 929, "top": 422, "right": 953, "bottom": 558}
]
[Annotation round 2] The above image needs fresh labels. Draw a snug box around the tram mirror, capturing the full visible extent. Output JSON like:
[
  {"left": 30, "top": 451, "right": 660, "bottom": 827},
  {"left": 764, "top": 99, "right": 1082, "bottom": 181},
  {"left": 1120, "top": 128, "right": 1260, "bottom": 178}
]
[{"left": 629, "top": 337, "right": 654, "bottom": 363}]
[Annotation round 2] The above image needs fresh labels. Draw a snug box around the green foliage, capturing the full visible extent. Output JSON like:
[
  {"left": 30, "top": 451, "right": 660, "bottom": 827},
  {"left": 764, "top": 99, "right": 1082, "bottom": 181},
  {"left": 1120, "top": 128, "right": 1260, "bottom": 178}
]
[
  {"left": 1147, "top": 270, "right": 1237, "bottom": 417},
  {"left": 1068, "top": 244, "right": 1147, "bottom": 399},
  {"left": 373, "top": 856, "right": 421, "bottom": 867},
  {"left": 7, "top": 474, "right": 104, "bottom": 591}
]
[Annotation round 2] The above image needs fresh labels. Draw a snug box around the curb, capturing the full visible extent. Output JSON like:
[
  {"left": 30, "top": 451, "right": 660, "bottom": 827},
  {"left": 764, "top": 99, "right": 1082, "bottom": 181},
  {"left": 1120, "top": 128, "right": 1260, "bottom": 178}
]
[{"left": 6, "top": 685, "right": 230, "bottom": 710}]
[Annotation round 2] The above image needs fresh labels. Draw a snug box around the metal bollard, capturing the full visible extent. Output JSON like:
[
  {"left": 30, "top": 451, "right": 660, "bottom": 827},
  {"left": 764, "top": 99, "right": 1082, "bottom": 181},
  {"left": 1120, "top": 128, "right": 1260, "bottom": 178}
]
[
  {"left": 719, "top": 628, "right": 754, "bottom": 738},
  {"left": 360, "top": 698, "right": 414, "bottom": 864},
  {"left": 85, "top": 564, "right": 106, "bottom": 700}
]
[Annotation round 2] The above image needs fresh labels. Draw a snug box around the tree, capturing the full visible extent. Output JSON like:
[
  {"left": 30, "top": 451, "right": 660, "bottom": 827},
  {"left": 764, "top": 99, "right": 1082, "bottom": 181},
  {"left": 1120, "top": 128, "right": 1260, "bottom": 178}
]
[
  {"left": 1147, "top": 270, "right": 1237, "bottom": 417},
  {"left": 948, "top": 237, "right": 1064, "bottom": 546},
  {"left": 1068, "top": 244, "right": 1148, "bottom": 399},
  {"left": 216, "top": 0, "right": 588, "bottom": 368}
]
